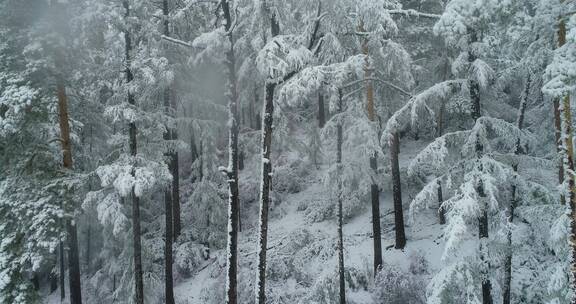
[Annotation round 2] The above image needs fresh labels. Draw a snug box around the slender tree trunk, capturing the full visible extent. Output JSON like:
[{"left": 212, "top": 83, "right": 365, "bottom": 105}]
[
  {"left": 554, "top": 98, "right": 565, "bottom": 204},
  {"left": 336, "top": 89, "right": 346, "bottom": 304},
  {"left": 468, "top": 28, "right": 492, "bottom": 304},
  {"left": 122, "top": 2, "right": 144, "bottom": 303},
  {"left": 56, "top": 78, "right": 82, "bottom": 304},
  {"left": 59, "top": 241, "right": 65, "bottom": 301},
  {"left": 359, "top": 21, "right": 383, "bottom": 273},
  {"left": 503, "top": 74, "right": 530, "bottom": 304},
  {"left": 256, "top": 81, "right": 276, "bottom": 304},
  {"left": 554, "top": 15, "right": 576, "bottom": 304},
  {"left": 164, "top": 187, "right": 175, "bottom": 304},
  {"left": 389, "top": 131, "right": 406, "bottom": 249},
  {"left": 437, "top": 179, "right": 445, "bottom": 225},
  {"left": 255, "top": 3, "right": 282, "bottom": 302},
  {"left": 85, "top": 224, "right": 90, "bottom": 271},
  {"left": 66, "top": 220, "right": 82, "bottom": 304},
  {"left": 221, "top": 1, "right": 240, "bottom": 303},
  {"left": 318, "top": 92, "right": 325, "bottom": 128},
  {"left": 161, "top": 2, "right": 176, "bottom": 303}
]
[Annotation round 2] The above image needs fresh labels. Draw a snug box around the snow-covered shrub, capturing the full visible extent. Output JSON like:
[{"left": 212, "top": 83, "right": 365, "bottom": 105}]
[
  {"left": 198, "top": 277, "right": 225, "bottom": 304},
  {"left": 187, "top": 179, "right": 227, "bottom": 249},
  {"left": 409, "top": 251, "right": 429, "bottom": 275},
  {"left": 372, "top": 262, "right": 426, "bottom": 304},
  {"left": 307, "top": 266, "right": 371, "bottom": 304},
  {"left": 173, "top": 242, "right": 208, "bottom": 278},
  {"left": 272, "top": 156, "right": 311, "bottom": 194}
]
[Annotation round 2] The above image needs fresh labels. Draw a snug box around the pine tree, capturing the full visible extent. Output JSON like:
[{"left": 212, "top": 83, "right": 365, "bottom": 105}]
[{"left": 122, "top": 1, "right": 144, "bottom": 303}]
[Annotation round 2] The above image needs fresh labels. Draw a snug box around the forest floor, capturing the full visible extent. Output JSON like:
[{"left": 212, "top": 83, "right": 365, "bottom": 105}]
[
  {"left": 43, "top": 141, "right": 449, "bottom": 304},
  {"left": 172, "top": 139, "right": 448, "bottom": 304}
]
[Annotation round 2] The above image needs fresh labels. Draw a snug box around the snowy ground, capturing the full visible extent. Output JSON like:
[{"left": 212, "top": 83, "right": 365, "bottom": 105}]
[
  {"left": 43, "top": 141, "right": 448, "bottom": 304},
  {"left": 171, "top": 139, "right": 448, "bottom": 304}
]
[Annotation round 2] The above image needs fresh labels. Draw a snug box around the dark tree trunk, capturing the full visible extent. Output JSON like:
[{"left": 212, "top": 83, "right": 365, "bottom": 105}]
[
  {"left": 255, "top": 4, "right": 322, "bottom": 301},
  {"left": 172, "top": 149, "right": 181, "bottom": 239},
  {"left": 67, "top": 220, "right": 82, "bottom": 304},
  {"left": 503, "top": 74, "right": 530, "bottom": 304},
  {"left": 359, "top": 22, "right": 383, "bottom": 272},
  {"left": 59, "top": 241, "right": 65, "bottom": 301},
  {"left": 199, "top": 139, "right": 204, "bottom": 180},
  {"left": 122, "top": 2, "right": 144, "bottom": 303},
  {"left": 389, "top": 132, "right": 406, "bottom": 249},
  {"left": 221, "top": 0, "right": 241, "bottom": 303},
  {"left": 554, "top": 17, "right": 576, "bottom": 303},
  {"left": 256, "top": 82, "right": 276, "bottom": 304},
  {"left": 318, "top": 92, "right": 325, "bottom": 128},
  {"left": 161, "top": 2, "right": 176, "bottom": 302},
  {"left": 437, "top": 179, "right": 445, "bottom": 225},
  {"left": 336, "top": 89, "right": 346, "bottom": 304},
  {"left": 369, "top": 155, "right": 383, "bottom": 271},
  {"left": 164, "top": 188, "right": 175, "bottom": 304},
  {"left": 468, "top": 27, "right": 492, "bottom": 304},
  {"left": 553, "top": 98, "right": 565, "bottom": 204},
  {"left": 56, "top": 74, "right": 82, "bottom": 304},
  {"left": 191, "top": 128, "right": 198, "bottom": 165},
  {"left": 85, "top": 223, "right": 90, "bottom": 271}
]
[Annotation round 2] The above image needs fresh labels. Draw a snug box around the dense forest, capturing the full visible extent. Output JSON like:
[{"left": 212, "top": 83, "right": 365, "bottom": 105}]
[{"left": 1, "top": 0, "right": 575, "bottom": 303}]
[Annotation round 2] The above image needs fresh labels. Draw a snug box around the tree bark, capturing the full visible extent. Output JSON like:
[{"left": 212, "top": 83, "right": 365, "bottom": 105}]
[
  {"left": 437, "top": 179, "right": 445, "bottom": 225},
  {"left": 122, "top": 2, "right": 144, "bottom": 303},
  {"left": 221, "top": 0, "right": 240, "bottom": 303},
  {"left": 85, "top": 223, "right": 90, "bottom": 272},
  {"left": 161, "top": 2, "right": 176, "bottom": 303},
  {"left": 554, "top": 14, "right": 576, "bottom": 304},
  {"left": 468, "top": 27, "right": 492, "bottom": 304},
  {"left": 56, "top": 77, "right": 82, "bottom": 304},
  {"left": 66, "top": 219, "right": 82, "bottom": 304},
  {"left": 318, "top": 92, "right": 325, "bottom": 128},
  {"left": 503, "top": 73, "right": 530, "bottom": 304},
  {"left": 256, "top": 81, "right": 276, "bottom": 304},
  {"left": 59, "top": 240, "right": 65, "bottom": 301},
  {"left": 359, "top": 21, "right": 383, "bottom": 272},
  {"left": 554, "top": 98, "right": 565, "bottom": 204},
  {"left": 337, "top": 89, "right": 346, "bottom": 304},
  {"left": 389, "top": 131, "right": 406, "bottom": 249}
]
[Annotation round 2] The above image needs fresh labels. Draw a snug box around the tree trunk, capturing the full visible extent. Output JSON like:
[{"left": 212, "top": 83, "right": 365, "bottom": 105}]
[
  {"left": 122, "top": 2, "right": 144, "bottom": 303},
  {"left": 255, "top": 5, "right": 281, "bottom": 302},
  {"left": 318, "top": 92, "right": 325, "bottom": 128},
  {"left": 221, "top": 0, "right": 240, "bottom": 303},
  {"left": 359, "top": 21, "right": 383, "bottom": 272},
  {"left": 554, "top": 14, "right": 576, "bottom": 304},
  {"left": 164, "top": 187, "right": 175, "bottom": 304},
  {"left": 337, "top": 89, "right": 346, "bottom": 304},
  {"left": 503, "top": 73, "right": 530, "bottom": 304},
  {"left": 256, "top": 82, "right": 276, "bottom": 304},
  {"left": 59, "top": 241, "right": 65, "bottom": 301},
  {"left": 161, "top": 2, "right": 176, "bottom": 303},
  {"left": 468, "top": 27, "right": 492, "bottom": 304},
  {"left": 85, "top": 223, "right": 90, "bottom": 272},
  {"left": 389, "top": 131, "right": 406, "bottom": 249},
  {"left": 437, "top": 179, "right": 445, "bottom": 225},
  {"left": 66, "top": 220, "right": 82, "bottom": 304},
  {"left": 56, "top": 76, "right": 82, "bottom": 304},
  {"left": 554, "top": 99, "right": 565, "bottom": 204}
]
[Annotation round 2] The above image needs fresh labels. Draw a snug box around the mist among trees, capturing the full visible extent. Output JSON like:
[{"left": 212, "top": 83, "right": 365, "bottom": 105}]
[{"left": 1, "top": 0, "right": 575, "bottom": 303}]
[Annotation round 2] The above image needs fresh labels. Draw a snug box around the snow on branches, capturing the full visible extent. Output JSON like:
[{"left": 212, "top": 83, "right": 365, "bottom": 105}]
[{"left": 256, "top": 34, "right": 313, "bottom": 83}]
